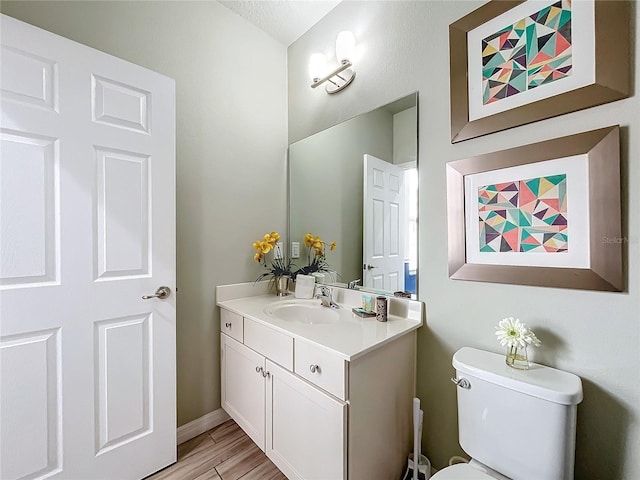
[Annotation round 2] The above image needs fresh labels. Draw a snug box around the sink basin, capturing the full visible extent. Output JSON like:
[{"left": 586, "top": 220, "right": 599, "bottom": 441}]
[{"left": 264, "top": 299, "right": 339, "bottom": 325}]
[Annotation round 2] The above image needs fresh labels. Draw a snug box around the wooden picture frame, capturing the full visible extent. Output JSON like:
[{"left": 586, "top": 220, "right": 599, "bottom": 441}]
[
  {"left": 446, "top": 126, "right": 623, "bottom": 291},
  {"left": 450, "top": 0, "right": 630, "bottom": 143}
]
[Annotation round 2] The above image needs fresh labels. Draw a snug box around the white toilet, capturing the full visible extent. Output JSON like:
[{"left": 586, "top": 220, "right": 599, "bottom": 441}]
[{"left": 432, "top": 347, "right": 583, "bottom": 480}]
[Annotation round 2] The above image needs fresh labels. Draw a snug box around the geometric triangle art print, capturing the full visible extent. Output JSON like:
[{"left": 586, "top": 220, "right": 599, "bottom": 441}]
[
  {"left": 478, "top": 174, "right": 568, "bottom": 253},
  {"left": 482, "top": 0, "right": 572, "bottom": 105}
]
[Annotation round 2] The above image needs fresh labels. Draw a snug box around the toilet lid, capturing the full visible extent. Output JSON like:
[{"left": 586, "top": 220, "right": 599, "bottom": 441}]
[{"left": 431, "top": 463, "right": 499, "bottom": 480}]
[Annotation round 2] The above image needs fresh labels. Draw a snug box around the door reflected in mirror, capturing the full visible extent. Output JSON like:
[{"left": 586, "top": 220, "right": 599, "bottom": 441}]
[{"left": 289, "top": 93, "right": 418, "bottom": 298}]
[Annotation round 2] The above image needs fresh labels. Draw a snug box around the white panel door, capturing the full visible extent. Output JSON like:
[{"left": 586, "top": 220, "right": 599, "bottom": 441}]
[
  {"left": 363, "top": 154, "right": 405, "bottom": 292},
  {"left": 0, "top": 14, "right": 176, "bottom": 480}
]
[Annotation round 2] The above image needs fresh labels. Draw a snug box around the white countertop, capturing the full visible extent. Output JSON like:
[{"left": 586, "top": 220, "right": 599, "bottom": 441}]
[{"left": 216, "top": 282, "right": 423, "bottom": 361}]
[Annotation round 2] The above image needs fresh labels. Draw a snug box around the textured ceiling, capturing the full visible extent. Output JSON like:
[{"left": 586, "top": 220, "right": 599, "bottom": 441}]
[{"left": 219, "top": 0, "right": 341, "bottom": 46}]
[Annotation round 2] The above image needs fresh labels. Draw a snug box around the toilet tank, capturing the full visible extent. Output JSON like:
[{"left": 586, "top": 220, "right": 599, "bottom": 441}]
[{"left": 453, "top": 347, "right": 583, "bottom": 480}]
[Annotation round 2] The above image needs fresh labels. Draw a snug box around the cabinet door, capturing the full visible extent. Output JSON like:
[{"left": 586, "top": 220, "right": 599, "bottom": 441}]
[
  {"left": 266, "top": 360, "right": 346, "bottom": 480},
  {"left": 221, "top": 334, "right": 265, "bottom": 450}
]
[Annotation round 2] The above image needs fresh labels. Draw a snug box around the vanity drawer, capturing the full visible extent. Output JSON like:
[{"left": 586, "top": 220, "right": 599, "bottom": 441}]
[
  {"left": 244, "top": 318, "right": 293, "bottom": 371},
  {"left": 221, "top": 309, "right": 243, "bottom": 342},
  {"left": 295, "top": 339, "right": 347, "bottom": 400}
]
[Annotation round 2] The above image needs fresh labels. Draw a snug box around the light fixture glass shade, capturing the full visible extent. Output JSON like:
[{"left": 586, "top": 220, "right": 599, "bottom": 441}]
[
  {"left": 335, "top": 31, "right": 355, "bottom": 64},
  {"left": 309, "top": 53, "right": 327, "bottom": 81}
]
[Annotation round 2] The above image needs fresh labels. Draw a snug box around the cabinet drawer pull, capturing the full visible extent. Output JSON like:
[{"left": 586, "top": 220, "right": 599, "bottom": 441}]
[
  {"left": 256, "top": 366, "right": 263, "bottom": 374},
  {"left": 225, "top": 322, "right": 232, "bottom": 328},
  {"left": 262, "top": 370, "right": 270, "bottom": 378},
  {"left": 309, "top": 364, "right": 320, "bottom": 374}
]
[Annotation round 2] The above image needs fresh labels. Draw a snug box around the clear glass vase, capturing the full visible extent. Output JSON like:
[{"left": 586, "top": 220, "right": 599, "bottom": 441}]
[{"left": 505, "top": 344, "right": 529, "bottom": 370}]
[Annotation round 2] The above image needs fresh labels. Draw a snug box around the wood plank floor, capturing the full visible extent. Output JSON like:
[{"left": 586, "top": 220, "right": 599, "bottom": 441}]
[{"left": 146, "top": 420, "right": 286, "bottom": 480}]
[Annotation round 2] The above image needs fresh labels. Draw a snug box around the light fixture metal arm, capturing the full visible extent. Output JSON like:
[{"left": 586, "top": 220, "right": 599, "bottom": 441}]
[{"left": 311, "top": 61, "right": 355, "bottom": 88}]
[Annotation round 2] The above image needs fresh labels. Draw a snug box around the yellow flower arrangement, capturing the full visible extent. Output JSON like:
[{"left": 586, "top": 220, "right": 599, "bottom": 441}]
[
  {"left": 252, "top": 231, "right": 293, "bottom": 283},
  {"left": 304, "top": 233, "right": 337, "bottom": 256},
  {"left": 294, "top": 232, "right": 337, "bottom": 278},
  {"left": 253, "top": 232, "right": 280, "bottom": 262}
]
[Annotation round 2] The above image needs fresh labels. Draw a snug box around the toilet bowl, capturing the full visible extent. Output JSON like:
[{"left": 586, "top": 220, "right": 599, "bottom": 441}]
[{"left": 431, "top": 459, "right": 509, "bottom": 479}]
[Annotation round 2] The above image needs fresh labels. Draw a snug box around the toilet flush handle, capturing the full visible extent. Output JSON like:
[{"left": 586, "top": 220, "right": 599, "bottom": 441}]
[{"left": 451, "top": 377, "right": 470, "bottom": 389}]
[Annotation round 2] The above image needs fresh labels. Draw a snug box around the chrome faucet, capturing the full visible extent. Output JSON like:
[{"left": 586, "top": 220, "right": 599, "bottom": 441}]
[
  {"left": 348, "top": 279, "right": 361, "bottom": 289},
  {"left": 315, "top": 286, "right": 340, "bottom": 309}
]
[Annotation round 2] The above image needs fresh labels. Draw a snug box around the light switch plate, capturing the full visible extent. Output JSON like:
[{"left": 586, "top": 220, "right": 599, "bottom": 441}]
[
  {"left": 291, "top": 241, "right": 300, "bottom": 258},
  {"left": 274, "top": 242, "right": 284, "bottom": 259}
]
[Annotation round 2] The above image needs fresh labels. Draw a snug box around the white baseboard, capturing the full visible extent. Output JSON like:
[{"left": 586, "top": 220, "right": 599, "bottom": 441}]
[{"left": 177, "top": 408, "right": 231, "bottom": 445}]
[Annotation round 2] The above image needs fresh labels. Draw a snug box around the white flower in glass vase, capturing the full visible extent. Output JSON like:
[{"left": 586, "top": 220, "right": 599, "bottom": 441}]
[{"left": 495, "top": 317, "right": 541, "bottom": 370}]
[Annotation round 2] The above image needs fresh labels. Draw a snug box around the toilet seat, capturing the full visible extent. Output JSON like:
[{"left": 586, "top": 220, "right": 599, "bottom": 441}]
[{"left": 431, "top": 463, "right": 500, "bottom": 480}]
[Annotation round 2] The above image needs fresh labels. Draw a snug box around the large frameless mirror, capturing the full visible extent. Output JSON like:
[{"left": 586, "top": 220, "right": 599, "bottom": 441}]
[{"left": 289, "top": 92, "right": 418, "bottom": 298}]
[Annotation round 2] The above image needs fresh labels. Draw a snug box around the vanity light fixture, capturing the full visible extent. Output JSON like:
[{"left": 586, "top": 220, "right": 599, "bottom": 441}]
[{"left": 309, "top": 31, "right": 356, "bottom": 94}]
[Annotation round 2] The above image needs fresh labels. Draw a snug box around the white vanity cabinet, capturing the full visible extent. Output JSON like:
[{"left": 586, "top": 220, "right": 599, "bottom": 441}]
[
  {"left": 221, "top": 323, "right": 347, "bottom": 479},
  {"left": 217, "top": 284, "right": 422, "bottom": 480}
]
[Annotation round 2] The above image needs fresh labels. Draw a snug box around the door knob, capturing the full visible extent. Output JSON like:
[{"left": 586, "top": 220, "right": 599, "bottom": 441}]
[
  {"left": 142, "top": 286, "right": 171, "bottom": 300},
  {"left": 364, "top": 264, "right": 378, "bottom": 270}
]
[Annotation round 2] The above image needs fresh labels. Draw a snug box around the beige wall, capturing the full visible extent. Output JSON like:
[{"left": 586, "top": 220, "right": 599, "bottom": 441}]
[
  {"left": 1, "top": 1, "right": 288, "bottom": 426},
  {"left": 393, "top": 107, "right": 418, "bottom": 165},
  {"left": 288, "top": 1, "right": 639, "bottom": 478}
]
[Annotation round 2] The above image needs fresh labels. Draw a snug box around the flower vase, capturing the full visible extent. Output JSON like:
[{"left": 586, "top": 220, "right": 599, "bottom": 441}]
[
  {"left": 506, "top": 345, "right": 529, "bottom": 370},
  {"left": 275, "top": 276, "right": 290, "bottom": 297}
]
